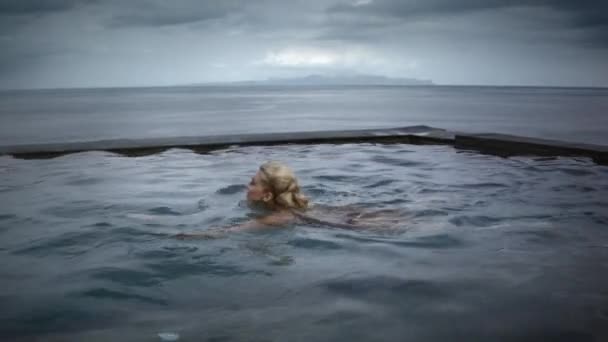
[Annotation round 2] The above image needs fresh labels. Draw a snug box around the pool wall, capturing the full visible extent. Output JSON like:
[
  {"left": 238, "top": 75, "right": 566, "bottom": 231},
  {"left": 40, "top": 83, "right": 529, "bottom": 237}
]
[{"left": 1, "top": 125, "right": 606, "bottom": 164}]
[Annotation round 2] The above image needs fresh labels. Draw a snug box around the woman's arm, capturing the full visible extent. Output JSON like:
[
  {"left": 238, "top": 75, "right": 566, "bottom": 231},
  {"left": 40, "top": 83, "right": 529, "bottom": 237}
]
[{"left": 174, "top": 211, "right": 294, "bottom": 239}]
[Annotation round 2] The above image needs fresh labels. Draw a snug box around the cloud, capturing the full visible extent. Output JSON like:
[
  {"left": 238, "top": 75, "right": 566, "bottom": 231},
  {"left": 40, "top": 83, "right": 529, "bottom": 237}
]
[
  {"left": 0, "top": 0, "right": 96, "bottom": 15},
  {"left": 329, "top": 0, "right": 607, "bottom": 23},
  {"left": 0, "top": 1, "right": 241, "bottom": 28},
  {"left": 330, "top": 0, "right": 512, "bottom": 18},
  {"left": 258, "top": 46, "right": 384, "bottom": 68},
  {"left": 260, "top": 47, "right": 338, "bottom": 67},
  {"left": 325, "top": 0, "right": 608, "bottom": 46},
  {"left": 106, "top": 1, "right": 240, "bottom": 28}
]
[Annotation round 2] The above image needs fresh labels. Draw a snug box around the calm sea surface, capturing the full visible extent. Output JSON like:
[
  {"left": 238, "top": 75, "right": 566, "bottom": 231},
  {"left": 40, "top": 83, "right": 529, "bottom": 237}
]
[
  {"left": 0, "top": 85, "right": 607, "bottom": 146},
  {"left": 1, "top": 144, "right": 608, "bottom": 341}
]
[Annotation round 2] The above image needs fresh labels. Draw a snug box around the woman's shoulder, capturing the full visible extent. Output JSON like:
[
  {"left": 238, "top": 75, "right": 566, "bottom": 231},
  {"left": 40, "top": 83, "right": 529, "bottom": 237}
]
[{"left": 256, "top": 210, "right": 296, "bottom": 226}]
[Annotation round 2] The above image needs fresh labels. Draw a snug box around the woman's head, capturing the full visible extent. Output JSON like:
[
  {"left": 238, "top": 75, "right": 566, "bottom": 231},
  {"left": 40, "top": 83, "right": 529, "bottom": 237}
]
[{"left": 247, "top": 161, "right": 308, "bottom": 210}]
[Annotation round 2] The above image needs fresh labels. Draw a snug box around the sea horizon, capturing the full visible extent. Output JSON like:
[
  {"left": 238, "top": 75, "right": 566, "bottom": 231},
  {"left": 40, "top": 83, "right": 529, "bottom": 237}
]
[{"left": 2, "top": 81, "right": 608, "bottom": 93}]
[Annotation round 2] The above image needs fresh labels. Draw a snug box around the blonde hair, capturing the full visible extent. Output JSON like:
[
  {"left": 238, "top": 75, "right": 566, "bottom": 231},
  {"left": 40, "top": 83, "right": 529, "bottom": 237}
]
[{"left": 259, "top": 161, "right": 309, "bottom": 210}]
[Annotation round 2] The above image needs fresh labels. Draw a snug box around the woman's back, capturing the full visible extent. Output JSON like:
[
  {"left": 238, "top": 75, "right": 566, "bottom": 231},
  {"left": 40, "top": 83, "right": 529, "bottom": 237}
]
[{"left": 291, "top": 204, "right": 408, "bottom": 232}]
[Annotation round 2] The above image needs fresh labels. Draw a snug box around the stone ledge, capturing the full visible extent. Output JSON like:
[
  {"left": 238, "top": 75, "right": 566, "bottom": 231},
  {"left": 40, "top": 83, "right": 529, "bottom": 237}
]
[
  {"left": 1, "top": 126, "right": 606, "bottom": 165},
  {"left": 0, "top": 125, "right": 451, "bottom": 159},
  {"left": 455, "top": 133, "right": 608, "bottom": 165}
]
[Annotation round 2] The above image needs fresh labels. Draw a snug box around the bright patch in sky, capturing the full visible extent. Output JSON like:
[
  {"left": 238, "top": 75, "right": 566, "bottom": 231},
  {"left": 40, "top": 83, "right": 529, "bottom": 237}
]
[
  {"left": 261, "top": 47, "right": 339, "bottom": 67},
  {"left": 260, "top": 46, "right": 384, "bottom": 68},
  {"left": 353, "top": 0, "right": 373, "bottom": 6}
]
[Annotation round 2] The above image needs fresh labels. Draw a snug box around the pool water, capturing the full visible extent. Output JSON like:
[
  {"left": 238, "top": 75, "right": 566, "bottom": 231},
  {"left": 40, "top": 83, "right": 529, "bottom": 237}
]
[{"left": 1, "top": 144, "right": 608, "bottom": 341}]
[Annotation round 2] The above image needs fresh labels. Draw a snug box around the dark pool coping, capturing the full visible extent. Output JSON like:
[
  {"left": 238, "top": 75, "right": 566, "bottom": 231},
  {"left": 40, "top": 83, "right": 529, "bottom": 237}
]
[
  {"left": 0, "top": 125, "right": 451, "bottom": 159},
  {"left": 454, "top": 133, "right": 608, "bottom": 165},
  {"left": 0, "top": 125, "right": 606, "bottom": 165}
]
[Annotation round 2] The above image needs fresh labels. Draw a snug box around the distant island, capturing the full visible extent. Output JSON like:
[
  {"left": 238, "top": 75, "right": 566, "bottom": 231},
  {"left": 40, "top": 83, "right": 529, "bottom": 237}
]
[{"left": 197, "top": 74, "right": 434, "bottom": 86}]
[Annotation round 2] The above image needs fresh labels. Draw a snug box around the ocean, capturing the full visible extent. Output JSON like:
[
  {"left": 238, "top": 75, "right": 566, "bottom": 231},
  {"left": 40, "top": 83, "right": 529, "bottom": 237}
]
[{"left": 1, "top": 85, "right": 607, "bottom": 146}]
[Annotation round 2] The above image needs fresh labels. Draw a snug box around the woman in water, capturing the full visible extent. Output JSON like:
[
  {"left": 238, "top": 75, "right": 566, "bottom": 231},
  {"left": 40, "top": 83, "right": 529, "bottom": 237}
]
[{"left": 175, "top": 161, "right": 404, "bottom": 239}]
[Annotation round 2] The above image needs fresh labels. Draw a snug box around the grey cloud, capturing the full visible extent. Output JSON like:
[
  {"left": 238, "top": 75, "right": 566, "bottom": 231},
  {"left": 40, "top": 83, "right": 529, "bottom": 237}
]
[
  {"left": 109, "top": 11, "right": 224, "bottom": 28},
  {"left": 329, "top": 0, "right": 607, "bottom": 24},
  {"left": 0, "top": 0, "right": 242, "bottom": 28},
  {"left": 103, "top": 0, "right": 336, "bottom": 31},
  {"left": 326, "top": 0, "right": 608, "bottom": 45},
  {"left": 329, "top": 0, "right": 518, "bottom": 18},
  {"left": 106, "top": 1, "right": 240, "bottom": 28},
  {"left": 546, "top": 0, "right": 607, "bottom": 29},
  {"left": 0, "top": 0, "right": 95, "bottom": 15}
]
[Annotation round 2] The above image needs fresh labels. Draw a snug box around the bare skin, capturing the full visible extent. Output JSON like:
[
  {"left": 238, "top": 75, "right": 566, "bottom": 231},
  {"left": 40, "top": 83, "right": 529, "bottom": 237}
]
[{"left": 174, "top": 211, "right": 293, "bottom": 239}]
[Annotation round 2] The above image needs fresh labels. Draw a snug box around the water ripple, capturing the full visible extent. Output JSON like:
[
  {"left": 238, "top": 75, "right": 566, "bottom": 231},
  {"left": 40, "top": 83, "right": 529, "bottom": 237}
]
[
  {"left": 287, "top": 237, "right": 343, "bottom": 250},
  {"left": 449, "top": 215, "right": 503, "bottom": 228},
  {"left": 0, "top": 213, "right": 16, "bottom": 221},
  {"left": 363, "top": 179, "right": 395, "bottom": 188},
  {"left": 321, "top": 276, "right": 448, "bottom": 301},
  {"left": 370, "top": 155, "right": 427, "bottom": 167},
  {"left": 73, "top": 288, "right": 168, "bottom": 306},
  {"left": 216, "top": 184, "right": 247, "bottom": 195},
  {"left": 148, "top": 206, "right": 182, "bottom": 216},
  {"left": 12, "top": 230, "right": 107, "bottom": 257},
  {"left": 88, "top": 267, "right": 161, "bottom": 287},
  {"left": 334, "top": 233, "right": 464, "bottom": 249}
]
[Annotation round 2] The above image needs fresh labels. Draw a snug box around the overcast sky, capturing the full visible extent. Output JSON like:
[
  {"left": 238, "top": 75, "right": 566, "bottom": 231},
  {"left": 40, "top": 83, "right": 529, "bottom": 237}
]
[{"left": 0, "top": 0, "right": 607, "bottom": 89}]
